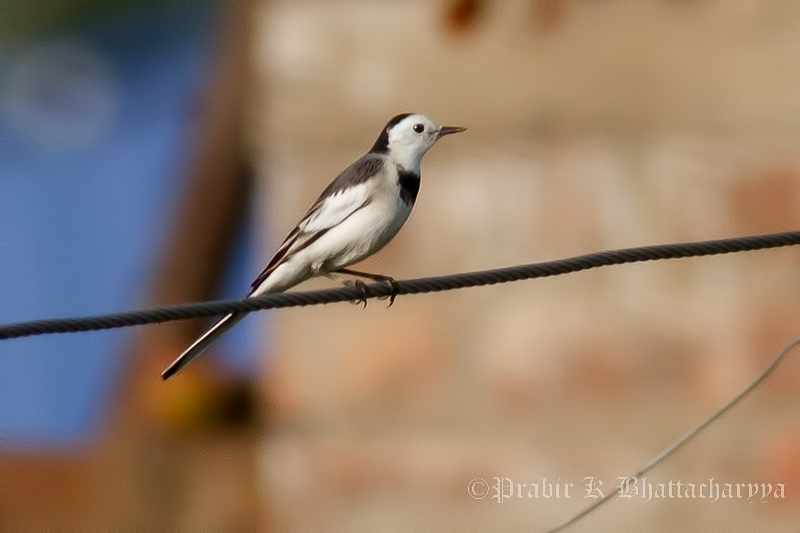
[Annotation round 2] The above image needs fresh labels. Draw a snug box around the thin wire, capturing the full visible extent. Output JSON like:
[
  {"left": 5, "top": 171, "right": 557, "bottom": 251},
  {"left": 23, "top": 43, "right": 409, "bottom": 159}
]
[
  {"left": 0, "top": 230, "right": 798, "bottom": 340},
  {"left": 547, "top": 338, "right": 800, "bottom": 533}
]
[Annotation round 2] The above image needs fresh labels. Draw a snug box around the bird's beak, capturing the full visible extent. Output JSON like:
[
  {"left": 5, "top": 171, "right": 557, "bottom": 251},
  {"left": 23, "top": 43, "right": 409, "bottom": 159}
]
[{"left": 437, "top": 125, "right": 467, "bottom": 137}]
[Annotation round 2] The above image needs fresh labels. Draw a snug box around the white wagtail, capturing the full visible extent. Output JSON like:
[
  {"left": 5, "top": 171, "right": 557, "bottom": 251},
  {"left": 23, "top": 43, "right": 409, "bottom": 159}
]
[{"left": 161, "top": 113, "right": 465, "bottom": 379}]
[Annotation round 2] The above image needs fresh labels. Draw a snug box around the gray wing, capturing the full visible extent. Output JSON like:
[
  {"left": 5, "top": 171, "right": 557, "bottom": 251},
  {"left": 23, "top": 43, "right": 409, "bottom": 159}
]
[{"left": 250, "top": 155, "right": 385, "bottom": 291}]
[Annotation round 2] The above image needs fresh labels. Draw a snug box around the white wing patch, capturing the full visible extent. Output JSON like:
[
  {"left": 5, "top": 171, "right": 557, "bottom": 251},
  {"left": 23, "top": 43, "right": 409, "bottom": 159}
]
[
  {"left": 250, "top": 182, "right": 372, "bottom": 291},
  {"left": 299, "top": 182, "right": 370, "bottom": 233}
]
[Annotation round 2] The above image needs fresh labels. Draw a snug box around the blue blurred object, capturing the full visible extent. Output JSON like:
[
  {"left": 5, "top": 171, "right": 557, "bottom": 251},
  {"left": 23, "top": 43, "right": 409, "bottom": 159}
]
[{"left": 0, "top": 1, "right": 257, "bottom": 451}]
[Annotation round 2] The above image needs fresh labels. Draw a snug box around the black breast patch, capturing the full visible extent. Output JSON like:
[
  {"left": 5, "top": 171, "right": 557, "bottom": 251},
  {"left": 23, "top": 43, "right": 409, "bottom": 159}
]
[{"left": 398, "top": 169, "right": 420, "bottom": 204}]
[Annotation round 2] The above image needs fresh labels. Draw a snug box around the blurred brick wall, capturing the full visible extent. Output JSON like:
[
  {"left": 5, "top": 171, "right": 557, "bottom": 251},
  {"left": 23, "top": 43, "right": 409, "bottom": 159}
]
[{"left": 250, "top": 1, "right": 799, "bottom": 530}]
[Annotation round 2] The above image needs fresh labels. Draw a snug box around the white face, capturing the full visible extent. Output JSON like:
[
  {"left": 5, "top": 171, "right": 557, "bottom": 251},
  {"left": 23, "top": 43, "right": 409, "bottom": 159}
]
[{"left": 386, "top": 114, "right": 445, "bottom": 171}]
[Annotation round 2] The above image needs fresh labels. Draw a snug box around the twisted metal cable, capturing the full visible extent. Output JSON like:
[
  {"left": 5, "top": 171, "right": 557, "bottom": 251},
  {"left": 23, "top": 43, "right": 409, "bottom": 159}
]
[{"left": 1, "top": 230, "right": 798, "bottom": 341}]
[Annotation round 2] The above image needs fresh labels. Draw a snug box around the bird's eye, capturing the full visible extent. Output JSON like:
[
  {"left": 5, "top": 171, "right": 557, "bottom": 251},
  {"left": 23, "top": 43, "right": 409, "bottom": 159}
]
[{"left": 413, "top": 123, "right": 425, "bottom": 133}]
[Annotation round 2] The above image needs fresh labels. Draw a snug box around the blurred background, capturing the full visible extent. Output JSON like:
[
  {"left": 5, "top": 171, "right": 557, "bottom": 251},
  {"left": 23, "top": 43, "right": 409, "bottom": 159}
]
[{"left": 1, "top": 0, "right": 799, "bottom": 530}]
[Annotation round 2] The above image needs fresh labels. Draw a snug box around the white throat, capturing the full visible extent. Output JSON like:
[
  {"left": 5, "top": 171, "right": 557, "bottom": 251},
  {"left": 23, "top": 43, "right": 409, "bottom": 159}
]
[{"left": 387, "top": 142, "right": 426, "bottom": 173}]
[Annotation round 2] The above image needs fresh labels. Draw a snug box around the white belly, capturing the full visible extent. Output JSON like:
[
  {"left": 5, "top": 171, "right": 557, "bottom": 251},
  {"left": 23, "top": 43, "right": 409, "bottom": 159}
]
[
  {"left": 252, "top": 167, "right": 416, "bottom": 296},
  {"left": 308, "top": 190, "right": 413, "bottom": 271}
]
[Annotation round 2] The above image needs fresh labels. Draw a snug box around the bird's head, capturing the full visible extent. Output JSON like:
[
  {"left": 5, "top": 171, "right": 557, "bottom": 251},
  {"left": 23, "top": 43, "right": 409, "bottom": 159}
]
[{"left": 370, "top": 113, "right": 466, "bottom": 171}]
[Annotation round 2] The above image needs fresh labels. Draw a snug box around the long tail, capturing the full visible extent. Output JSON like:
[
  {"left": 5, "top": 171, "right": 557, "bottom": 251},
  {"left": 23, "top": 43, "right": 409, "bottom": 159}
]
[{"left": 160, "top": 312, "right": 247, "bottom": 380}]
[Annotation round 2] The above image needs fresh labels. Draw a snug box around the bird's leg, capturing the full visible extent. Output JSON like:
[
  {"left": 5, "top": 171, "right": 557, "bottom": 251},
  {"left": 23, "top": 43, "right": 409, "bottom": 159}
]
[
  {"left": 323, "top": 272, "right": 369, "bottom": 308},
  {"left": 332, "top": 268, "right": 399, "bottom": 307}
]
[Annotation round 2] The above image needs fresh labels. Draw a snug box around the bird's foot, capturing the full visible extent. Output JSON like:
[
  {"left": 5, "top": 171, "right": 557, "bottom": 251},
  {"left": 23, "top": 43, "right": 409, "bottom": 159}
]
[
  {"left": 346, "top": 279, "right": 369, "bottom": 308},
  {"left": 373, "top": 276, "right": 399, "bottom": 307}
]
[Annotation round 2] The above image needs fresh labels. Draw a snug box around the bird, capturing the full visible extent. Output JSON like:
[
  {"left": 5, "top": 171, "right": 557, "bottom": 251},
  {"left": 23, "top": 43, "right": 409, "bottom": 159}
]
[{"left": 161, "top": 113, "right": 466, "bottom": 380}]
